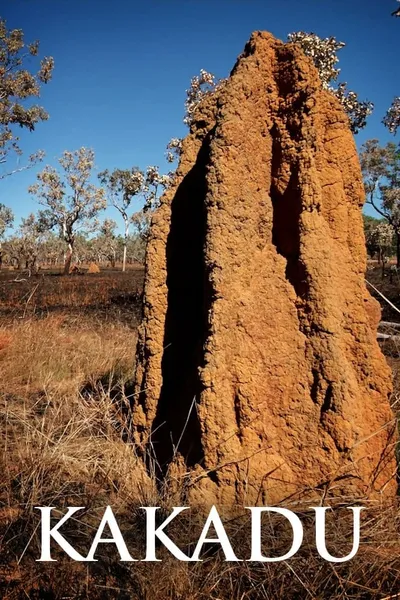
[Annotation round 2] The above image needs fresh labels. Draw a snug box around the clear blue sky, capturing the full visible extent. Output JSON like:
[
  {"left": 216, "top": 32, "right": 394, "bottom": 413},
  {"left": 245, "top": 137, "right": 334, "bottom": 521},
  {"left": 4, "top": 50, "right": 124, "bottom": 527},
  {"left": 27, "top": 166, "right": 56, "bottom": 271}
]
[{"left": 2, "top": 0, "right": 400, "bottom": 229}]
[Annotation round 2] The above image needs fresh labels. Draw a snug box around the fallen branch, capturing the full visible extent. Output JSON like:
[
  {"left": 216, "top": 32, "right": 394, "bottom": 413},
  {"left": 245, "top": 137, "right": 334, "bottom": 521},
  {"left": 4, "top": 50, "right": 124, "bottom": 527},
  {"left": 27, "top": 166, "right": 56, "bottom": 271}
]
[
  {"left": 379, "top": 321, "right": 400, "bottom": 329},
  {"left": 377, "top": 333, "right": 400, "bottom": 341},
  {"left": 20, "top": 282, "right": 40, "bottom": 319}
]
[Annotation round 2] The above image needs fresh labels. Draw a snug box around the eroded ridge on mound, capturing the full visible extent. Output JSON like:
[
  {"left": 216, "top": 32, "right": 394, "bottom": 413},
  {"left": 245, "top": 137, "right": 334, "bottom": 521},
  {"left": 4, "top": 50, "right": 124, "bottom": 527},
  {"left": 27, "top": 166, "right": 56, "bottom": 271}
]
[{"left": 132, "top": 31, "right": 397, "bottom": 505}]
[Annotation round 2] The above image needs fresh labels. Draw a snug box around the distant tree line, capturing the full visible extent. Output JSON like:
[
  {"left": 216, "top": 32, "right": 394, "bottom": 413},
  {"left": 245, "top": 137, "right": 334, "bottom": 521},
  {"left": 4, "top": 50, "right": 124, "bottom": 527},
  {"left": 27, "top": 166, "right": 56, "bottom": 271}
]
[
  {"left": 0, "top": 144, "right": 169, "bottom": 274},
  {"left": 0, "top": 215, "right": 146, "bottom": 274}
]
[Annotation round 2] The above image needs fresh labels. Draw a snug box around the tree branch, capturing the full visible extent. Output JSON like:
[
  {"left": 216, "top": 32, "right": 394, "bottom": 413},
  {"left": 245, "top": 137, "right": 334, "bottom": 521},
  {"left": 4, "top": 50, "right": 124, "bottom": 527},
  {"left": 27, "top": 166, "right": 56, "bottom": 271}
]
[{"left": 366, "top": 196, "right": 390, "bottom": 222}]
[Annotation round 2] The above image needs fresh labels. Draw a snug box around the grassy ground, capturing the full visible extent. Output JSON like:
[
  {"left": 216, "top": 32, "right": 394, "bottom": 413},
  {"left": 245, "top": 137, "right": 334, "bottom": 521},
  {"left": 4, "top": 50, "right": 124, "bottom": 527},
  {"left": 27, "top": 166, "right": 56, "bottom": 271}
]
[{"left": 1, "top": 264, "right": 400, "bottom": 599}]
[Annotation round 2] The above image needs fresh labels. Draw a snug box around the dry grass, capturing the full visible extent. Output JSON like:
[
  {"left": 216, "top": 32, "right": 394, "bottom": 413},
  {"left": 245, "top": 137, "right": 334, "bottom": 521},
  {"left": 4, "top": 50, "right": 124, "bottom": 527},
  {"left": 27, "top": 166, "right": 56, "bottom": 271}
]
[
  {"left": 1, "top": 269, "right": 400, "bottom": 598},
  {"left": 0, "top": 316, "right": 137, "bottom": 396},
  {"left": 0, "top": 312, "right": 155, "bottom": 599},
  {"left": 0, "top": 314, "right": 154, "bottom": 510}
]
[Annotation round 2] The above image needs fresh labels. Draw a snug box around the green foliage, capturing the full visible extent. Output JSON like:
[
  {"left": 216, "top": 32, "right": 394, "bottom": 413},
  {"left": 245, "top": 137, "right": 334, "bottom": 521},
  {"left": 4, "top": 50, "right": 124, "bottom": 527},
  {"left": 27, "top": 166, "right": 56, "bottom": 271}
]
[
  {"left": 361, "top": 139, "right": 400, "bottom": 264},
  {"left": 0, "top": 203, "right": 13, "bottom": 238},
  {"left": 29, "top": 148, "right": 106, "bottom": 242},
  {"left": 360, "top": 140, "right": 400, "bottom": 230},
  {"left": 99, "top": 167, "right": 145, "bottom": 271},
  {"left": 363, "top": 215, "right": 395, "bottom": 260},
  {"left": 0, "top": 18, "right": 54, "bottom": 178},
  {"left": 28, "top": 148, "right": 106, "bottom": 273},
  {"left": 383, "top": 97, "right": 400, "bottom": 134},
  {"left": 98, "top": 168, "right": 144, "bottom": 214},
  {"left": 287, "top": 32, "right": 373, "bottom": 133}
]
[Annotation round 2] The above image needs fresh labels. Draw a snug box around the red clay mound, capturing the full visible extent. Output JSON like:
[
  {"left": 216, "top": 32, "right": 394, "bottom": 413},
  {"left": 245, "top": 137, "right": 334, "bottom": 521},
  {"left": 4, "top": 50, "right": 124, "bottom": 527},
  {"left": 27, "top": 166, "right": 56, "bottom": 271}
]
[
  {"left": 132, "top": 32, "right": 397, "bottom": 506},
  {"left": 87, "top": 262, "right": 100, "bottom": 274}
]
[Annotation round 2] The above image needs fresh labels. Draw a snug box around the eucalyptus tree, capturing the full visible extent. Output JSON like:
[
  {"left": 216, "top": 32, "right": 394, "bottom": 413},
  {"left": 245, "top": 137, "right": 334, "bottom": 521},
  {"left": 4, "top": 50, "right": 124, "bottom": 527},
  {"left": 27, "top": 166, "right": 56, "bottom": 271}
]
[
  {"left": 29, "top": 148, "right": 106, "bottom": 274},
  {"left": 0, "top": 18, "right": 54, "bottom": 179},
  {"left": 95, "top": 218, "right": 119, "bottom": 267},
  {"left": 0, "top": 203, "right": 13, "bottom": 268},
  {"left": 360, "top": 140, "right": 400, "bottom": 266},
  {"left": 16, "top": 213, "right": 46, "bottom": 273},
  {"left": 98, "top": 168, "right": 144, "bottom": 272}
]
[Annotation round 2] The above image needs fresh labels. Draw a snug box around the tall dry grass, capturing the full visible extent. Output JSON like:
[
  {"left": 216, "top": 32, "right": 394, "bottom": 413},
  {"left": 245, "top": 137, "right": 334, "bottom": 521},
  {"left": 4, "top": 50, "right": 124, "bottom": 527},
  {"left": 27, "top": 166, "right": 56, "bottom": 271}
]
[
  {"left": 0, "top": 314, "right": 155, "bottom": 597},
  {"left": 0, "top": 315, "right": 136, "bottom": 395}
]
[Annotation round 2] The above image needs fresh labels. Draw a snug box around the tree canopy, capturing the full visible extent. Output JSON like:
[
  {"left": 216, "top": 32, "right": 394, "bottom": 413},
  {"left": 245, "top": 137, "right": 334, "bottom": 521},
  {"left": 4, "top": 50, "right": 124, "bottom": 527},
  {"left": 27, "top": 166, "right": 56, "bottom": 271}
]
[{"left": 0, "top": 18, "right": 54, "bottom": 179}]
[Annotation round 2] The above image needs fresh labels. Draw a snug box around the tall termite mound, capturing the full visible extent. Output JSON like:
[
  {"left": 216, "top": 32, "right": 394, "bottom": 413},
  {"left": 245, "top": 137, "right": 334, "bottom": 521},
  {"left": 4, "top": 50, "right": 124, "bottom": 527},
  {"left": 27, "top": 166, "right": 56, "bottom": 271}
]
[{"left": 132, "top": 31, "right": 397, "bottom": 506}]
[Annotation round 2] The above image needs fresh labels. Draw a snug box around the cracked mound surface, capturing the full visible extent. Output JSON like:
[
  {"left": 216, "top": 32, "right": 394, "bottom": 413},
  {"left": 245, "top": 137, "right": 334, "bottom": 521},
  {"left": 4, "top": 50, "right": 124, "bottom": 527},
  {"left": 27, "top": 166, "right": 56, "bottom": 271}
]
[{"left": 132, "top": 31, "right": 397, "bottom": 506}]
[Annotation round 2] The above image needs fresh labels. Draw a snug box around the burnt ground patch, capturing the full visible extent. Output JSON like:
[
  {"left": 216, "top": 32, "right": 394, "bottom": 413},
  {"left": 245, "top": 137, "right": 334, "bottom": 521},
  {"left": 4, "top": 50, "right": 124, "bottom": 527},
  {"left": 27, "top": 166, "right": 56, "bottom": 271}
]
[{"left": 0, "top": 267, "right": 144, "bottom": 327}]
